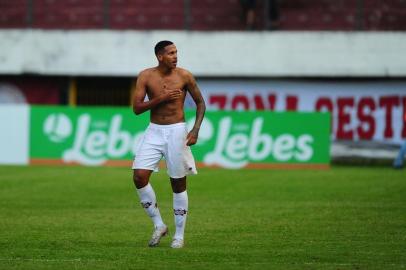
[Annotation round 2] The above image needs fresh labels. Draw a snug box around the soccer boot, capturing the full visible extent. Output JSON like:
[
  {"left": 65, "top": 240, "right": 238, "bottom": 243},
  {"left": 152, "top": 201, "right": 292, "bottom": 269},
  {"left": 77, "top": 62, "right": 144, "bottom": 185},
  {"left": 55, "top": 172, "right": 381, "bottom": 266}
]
[
  {"left": 148, "top": 225, "right": 168, "bottom": 247},
  {"left": 170, "top": 238, "right": 184, "bottom": 249}
]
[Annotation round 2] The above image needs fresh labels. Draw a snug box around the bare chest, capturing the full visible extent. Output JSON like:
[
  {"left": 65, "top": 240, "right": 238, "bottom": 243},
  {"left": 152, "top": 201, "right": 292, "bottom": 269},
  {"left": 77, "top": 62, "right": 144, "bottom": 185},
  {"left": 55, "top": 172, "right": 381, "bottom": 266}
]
[{"left": 146, "top": 74, "right": 186, "bottom": 97}]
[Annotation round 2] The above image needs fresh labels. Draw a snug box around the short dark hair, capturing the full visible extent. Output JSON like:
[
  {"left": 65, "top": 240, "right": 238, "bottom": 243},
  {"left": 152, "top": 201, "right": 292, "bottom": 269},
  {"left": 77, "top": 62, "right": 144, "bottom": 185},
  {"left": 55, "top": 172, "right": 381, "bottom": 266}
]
[{"left": 154, "top": 40, "right": 174, "bottom": 55}]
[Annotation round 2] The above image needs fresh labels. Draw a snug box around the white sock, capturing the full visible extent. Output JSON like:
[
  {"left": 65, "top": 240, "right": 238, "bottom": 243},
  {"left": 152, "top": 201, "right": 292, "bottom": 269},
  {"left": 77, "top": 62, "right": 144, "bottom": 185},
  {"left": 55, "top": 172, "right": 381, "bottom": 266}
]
[
  {"left": 173, "top": 191, "right": 188, "bottom": 240},
  {"left": 136, "top": 183, "right": 165, "bottom": 228}
]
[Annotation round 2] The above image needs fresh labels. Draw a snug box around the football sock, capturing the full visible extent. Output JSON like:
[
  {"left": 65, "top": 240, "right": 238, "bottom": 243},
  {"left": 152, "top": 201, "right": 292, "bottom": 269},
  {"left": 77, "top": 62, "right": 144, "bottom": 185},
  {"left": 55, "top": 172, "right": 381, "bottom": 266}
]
[
  {"left": 173, "top": 191, "right": 188, "bottom": 240},
  {"left": 136, "top": 183, "right": 165, "bottom": 228}
]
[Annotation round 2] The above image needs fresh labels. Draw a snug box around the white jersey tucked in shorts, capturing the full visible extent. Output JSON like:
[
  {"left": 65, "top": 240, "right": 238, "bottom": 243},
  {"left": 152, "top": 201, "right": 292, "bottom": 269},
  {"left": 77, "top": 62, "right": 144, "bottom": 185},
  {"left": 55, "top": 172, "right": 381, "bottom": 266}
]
[{"left": 132, "top": 122, "right": 197, "bottom": 178}]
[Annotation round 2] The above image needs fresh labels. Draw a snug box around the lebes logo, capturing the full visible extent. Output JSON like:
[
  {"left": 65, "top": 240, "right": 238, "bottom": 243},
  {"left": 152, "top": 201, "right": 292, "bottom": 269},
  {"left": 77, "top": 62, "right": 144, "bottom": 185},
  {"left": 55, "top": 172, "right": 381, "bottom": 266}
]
[
  {"left": 42, "top": 113, "right": 144, "bottom": 166},
  {"left": 35, "top": 109, "right": 326, "bottom": 168},
  {"left": 189, "top": 116, "right": 314, "bottom": 168},
  {"left": 43, "top": 113, "right": 73, "bottom": 143}
]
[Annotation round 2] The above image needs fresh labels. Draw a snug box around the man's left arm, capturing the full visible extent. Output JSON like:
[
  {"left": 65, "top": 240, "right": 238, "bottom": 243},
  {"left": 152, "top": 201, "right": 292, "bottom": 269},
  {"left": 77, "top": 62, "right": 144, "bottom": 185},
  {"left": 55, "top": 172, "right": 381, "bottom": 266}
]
[{"left": 185, "top": 72, "right": 206, "bottom": 146}]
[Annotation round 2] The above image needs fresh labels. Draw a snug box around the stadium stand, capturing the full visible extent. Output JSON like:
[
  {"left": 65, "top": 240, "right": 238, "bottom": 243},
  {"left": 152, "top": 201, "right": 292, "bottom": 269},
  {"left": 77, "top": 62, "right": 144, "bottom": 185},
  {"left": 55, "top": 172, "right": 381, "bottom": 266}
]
[
  {"left": 190, "top": 0, "right": 245, "bottom": 30},
  {"left": 278, "top": 0, "right": 359, "bottom": 30},
  {"left": 0, "top": 0, "right": 28, "bottom": 28},
  {"left": 363, "top": 0, "right": 406, "bottom": 30},
  {"left": 109, "top": 0, "right": 184, "bottom": 30},
  {"left": 1, "top": 0, "right": 405, "bottom": 31},
  {"left": 31, "top": 0, "right": 105, "bottom": 29}
]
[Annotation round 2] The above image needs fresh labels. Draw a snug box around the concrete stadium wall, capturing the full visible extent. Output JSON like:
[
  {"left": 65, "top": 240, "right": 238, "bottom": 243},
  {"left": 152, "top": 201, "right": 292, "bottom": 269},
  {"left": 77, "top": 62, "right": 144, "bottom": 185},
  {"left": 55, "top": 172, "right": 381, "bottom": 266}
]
[{"left": 0, "top": 30, "right": 406, "bottom": 77}]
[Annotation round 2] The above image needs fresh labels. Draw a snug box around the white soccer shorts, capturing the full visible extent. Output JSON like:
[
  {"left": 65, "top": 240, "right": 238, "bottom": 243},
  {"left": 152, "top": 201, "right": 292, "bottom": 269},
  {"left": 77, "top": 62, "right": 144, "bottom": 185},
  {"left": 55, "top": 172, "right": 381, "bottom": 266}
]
[{"left": 132, "top": 122, "right": 197, "bottom": 178}]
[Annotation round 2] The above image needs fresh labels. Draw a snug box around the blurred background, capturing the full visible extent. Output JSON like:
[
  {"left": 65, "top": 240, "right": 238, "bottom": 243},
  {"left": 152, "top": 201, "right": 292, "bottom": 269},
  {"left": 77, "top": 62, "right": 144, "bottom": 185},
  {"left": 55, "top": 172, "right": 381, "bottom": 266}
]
[{"left": 0, "top": 0, "right": 406, "bottom": 166}]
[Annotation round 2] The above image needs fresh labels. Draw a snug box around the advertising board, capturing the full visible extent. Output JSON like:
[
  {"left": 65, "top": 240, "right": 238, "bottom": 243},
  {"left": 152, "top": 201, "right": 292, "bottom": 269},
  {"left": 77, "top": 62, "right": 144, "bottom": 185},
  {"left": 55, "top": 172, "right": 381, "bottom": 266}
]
[{"left": 30, "top": 106, "right": 330, "bottom": 168}]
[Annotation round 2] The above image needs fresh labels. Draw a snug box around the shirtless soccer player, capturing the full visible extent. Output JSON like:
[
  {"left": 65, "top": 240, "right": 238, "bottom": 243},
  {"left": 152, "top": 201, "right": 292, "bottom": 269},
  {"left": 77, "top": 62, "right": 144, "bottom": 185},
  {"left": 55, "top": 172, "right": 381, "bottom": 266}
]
[{"left": 131, "top": 40, "right": 206, "bottom": 248}]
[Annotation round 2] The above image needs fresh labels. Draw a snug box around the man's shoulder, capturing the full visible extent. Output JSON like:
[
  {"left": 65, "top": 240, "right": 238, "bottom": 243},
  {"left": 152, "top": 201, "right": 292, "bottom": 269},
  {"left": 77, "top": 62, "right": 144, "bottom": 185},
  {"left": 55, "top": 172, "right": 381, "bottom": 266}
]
[
  {"left": 175, "top": 67, "right": 193, "bottom": 78},
  {"left": 138, "top": 67, "right": 156, "bottom": 77}
]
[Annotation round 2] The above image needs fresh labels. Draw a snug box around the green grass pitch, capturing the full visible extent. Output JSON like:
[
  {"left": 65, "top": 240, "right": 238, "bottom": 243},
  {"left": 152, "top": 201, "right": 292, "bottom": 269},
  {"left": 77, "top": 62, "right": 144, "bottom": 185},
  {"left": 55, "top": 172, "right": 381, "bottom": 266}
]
[{"left": 0, "top": 165, "right": 405, "bottom": 270}]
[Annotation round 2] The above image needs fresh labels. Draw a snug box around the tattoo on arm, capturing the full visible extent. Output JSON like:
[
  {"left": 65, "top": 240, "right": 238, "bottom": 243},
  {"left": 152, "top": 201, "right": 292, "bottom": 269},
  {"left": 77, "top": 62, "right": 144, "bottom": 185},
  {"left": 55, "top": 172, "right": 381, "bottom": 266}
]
[{"left": 188, "top": 75, "right": 206, "bottom": 133}]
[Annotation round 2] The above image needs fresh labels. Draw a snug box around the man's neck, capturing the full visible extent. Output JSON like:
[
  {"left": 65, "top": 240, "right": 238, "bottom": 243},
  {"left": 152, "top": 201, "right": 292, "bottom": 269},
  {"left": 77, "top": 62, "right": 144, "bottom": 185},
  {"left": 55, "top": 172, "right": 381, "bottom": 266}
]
[{"left": 157, "top": 65, "right": 174, "bottom": 75}]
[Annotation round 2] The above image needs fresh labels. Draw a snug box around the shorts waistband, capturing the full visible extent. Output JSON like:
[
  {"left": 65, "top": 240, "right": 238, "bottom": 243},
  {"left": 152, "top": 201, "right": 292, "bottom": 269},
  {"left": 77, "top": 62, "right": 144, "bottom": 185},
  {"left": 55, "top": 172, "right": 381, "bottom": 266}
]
[{"left": 148, "top": 122, "right": 186, "bottom": 130}]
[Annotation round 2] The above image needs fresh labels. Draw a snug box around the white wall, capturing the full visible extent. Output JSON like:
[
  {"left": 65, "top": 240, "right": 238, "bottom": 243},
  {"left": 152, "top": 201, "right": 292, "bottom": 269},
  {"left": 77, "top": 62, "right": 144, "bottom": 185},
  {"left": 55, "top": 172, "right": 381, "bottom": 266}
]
[
  {"left": 0, "top": 30, "right": 405, "bottom": 77},
  {"left": 0, "top": 105, "right": 29, "bottom": 165}
]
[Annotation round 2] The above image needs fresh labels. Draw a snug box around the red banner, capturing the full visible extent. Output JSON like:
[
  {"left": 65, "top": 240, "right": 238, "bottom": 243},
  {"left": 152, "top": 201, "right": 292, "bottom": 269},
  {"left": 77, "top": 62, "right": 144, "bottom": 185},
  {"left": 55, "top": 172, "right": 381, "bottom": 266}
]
[{"left": 190, "top": 80, "right": 406, "bottom": 144}]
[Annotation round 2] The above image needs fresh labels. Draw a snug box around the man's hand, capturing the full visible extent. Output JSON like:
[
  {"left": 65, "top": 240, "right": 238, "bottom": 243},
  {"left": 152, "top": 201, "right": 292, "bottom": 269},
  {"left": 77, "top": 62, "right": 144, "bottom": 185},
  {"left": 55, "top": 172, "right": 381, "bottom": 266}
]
[
  {"left": 186, "top": 128, "right": 199, "bottom": 146},
  {"left": 163, "top": 89, "right": 183, "bottom": 101}
]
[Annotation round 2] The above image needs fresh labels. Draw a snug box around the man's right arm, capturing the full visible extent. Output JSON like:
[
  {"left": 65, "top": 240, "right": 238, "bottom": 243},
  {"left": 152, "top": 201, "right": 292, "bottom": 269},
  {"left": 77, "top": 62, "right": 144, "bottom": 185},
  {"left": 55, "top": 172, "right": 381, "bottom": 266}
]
[{"left": 132, "top": 71, "right": 182, "bottom": 115}]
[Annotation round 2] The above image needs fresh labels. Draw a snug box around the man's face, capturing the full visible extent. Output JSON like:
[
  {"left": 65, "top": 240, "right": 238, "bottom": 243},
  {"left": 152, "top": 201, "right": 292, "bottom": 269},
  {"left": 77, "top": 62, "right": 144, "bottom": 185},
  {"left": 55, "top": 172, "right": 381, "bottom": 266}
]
[{"left": 158, "top": 44, "right": 178, "bottom": 68}]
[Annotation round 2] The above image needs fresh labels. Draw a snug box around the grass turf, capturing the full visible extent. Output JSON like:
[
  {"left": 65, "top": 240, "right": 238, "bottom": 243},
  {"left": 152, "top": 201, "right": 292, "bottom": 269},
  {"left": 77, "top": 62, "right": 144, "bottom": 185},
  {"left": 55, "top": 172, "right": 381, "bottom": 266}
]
[{"left": 0, "top": 165, "right": 405, "bottom": 270}]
